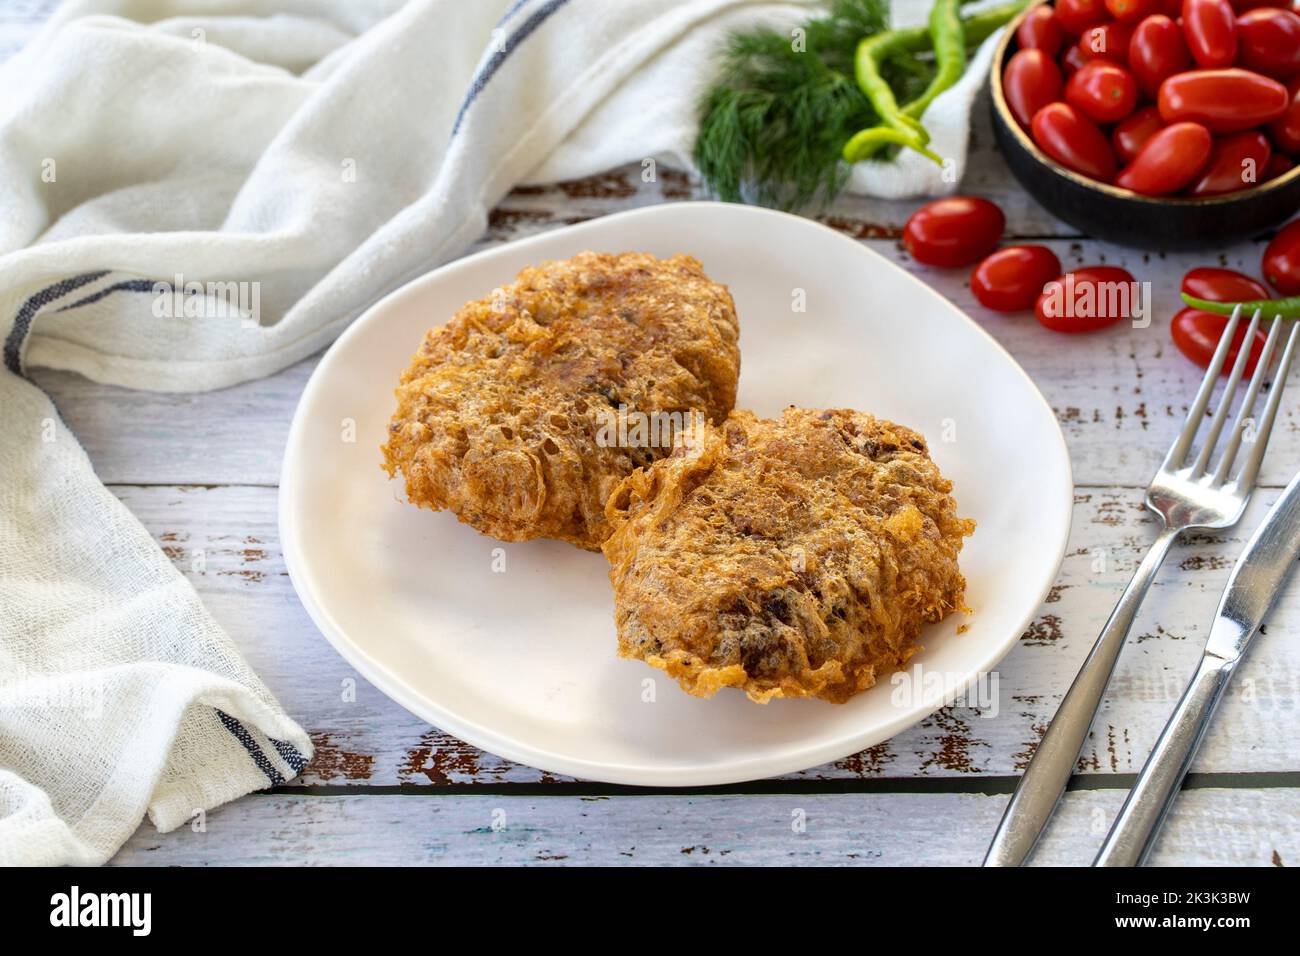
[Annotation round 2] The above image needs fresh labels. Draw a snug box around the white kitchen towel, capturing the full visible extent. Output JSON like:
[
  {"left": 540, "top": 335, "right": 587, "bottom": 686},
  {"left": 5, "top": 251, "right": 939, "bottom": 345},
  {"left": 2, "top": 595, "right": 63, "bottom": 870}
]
[{"left": 0, "top": 0, "right": 1000, "bottom": 865}]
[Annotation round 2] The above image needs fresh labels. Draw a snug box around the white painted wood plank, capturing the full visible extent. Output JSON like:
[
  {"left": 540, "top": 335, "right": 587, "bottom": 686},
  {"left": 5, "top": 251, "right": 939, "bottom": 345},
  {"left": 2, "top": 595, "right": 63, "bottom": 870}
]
[
  {"left": 108, "top": 788, "right": 1299, "bottom": 866},
  {"left": 112, "top": 483, "right": 1300, "bottom": 785}
]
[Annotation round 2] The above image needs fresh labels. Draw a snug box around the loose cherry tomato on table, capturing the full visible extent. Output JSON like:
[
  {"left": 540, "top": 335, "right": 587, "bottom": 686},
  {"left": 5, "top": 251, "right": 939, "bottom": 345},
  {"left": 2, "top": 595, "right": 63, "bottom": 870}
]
[
  {"left": 1128, "top": 14, "right": 1192, "bottom": 96},
  {"left": 1078, "top": 21, "right": 1135, "bottom": 62},
  {"left": 1171, "top": 308, "right": 1270, "bottom": 374},
  {"left": 1112, "top": 105, "right": 1166, "bottom": 162},
  {"left": 1263, "top": 218, "right": 1300, "bottom": 293},
  {"left": 1236, "top": 7, "right": 1300, "bottom": 78},
  {"left": 1182, "top": 0, "right": 1240, "bottom": 67},
  {"left": 1181, "top": 266, "right": 1272, "bottom": 300},
  {"left": 971, "top": 246, "right": 1064, "bottom": 312},
  {"left": 1158, "top": 68, "right": 1289, "bottom": 132},
  {"left": 903, "top": 197, "right": 1006, "bottom": 268},
  {"left": 1187, "top": 130, "right": 1273, "bottom": 194},
  {"left": 1056, "top": 0, "right": 1111, "bottom": 35},
  {"left": 1003, "top": 49, "right": 1065, "bottom": 129},
  {"left": 1067, "top": 61, "right": 1140, "bottom": 123},
  {"left": 1106, "top": 0, "right": 1162, "bottom": 20},
  {"left": 1115, "top": 122, "right": 1214, "bottom": 194},
  {"left": 1018, "top": 4, "right": 1066, "bottom": 56},
  {"left": 1035, "top": 266, "right": 1138, "bottom": 332},
  {"left": 1267, "top": 76, "right": 1300, "bottom": 152},
  {"left": 1032, "top": 102, "right": 1119, "bottom": 180}
]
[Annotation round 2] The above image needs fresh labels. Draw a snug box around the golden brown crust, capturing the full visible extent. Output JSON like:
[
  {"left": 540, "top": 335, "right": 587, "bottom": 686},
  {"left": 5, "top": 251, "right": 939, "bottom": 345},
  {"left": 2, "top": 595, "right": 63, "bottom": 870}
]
[
  {"left": 381, "top": 252, "right": 740, "bottom": 550},
  {"left": 601, "top": 408, "right": 975, "bottom": 704}
]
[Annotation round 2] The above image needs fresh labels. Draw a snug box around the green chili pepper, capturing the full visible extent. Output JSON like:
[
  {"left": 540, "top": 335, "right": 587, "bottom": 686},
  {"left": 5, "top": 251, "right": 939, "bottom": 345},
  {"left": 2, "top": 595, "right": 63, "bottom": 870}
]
[
  {"left": 843, "top": 0, "right": 1028, "bottom": 165},
  {"left": 1181, "top": 293, "right": 1300, "bottom": 319},
  {"left": 843, "top": 125, "right": 943, "bottom": 164},
  {"left": 904, "top": 0, "right": 966, "bottom": 121}
]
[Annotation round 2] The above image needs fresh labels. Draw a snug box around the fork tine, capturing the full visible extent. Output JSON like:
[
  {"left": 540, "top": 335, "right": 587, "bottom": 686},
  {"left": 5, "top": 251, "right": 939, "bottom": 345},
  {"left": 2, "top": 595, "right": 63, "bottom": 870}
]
[
  {"left": 1234, "top": 318, "right": 1300, "bottom": 492},
  {"left": 1163, "top": 305, "right": 1243, "bottom": 472},
  {"left": 1190, "top": 309, "right": 1262, "bottom": 479},
  {"left": 1213, "top": 313, "right": 1285, "bottom": 485}
]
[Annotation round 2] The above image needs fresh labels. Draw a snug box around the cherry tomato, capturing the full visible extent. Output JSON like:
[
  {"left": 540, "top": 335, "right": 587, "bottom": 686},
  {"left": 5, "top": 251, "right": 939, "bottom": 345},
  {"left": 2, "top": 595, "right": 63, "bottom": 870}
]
[
  {"left": 1269, "top": 76, "right": 1300, "bottom": 151},
  {"left": 1116, "top": 122, "right": 1214, "bottom": 193},
  {"left": 1263, "top": 218, "right": 1300, "bottom": 293},
  {"left": 1187, "top": 131, "right": 1272, "bottom": 194},
  {"left": 903, "top": 197, "right": 1006, "bottom": 268},
  {"left": 1182, "top": 0, "right": 1240, "bottom": 67},
  {"left": 1237, "top": 7, "right": 1300, "bottom": 77},
  {"left": 1057, "top": 0, "right": 1111, "bottom": 35},
  {"left": 1018, "top": 5, "right": 1066, "bottom": 56},
  {"left": 1078, "top": 21, "right": 1136, "bottom": 62},
  {"left": 1266, "top": 152, "right": 1296, "bottom": 178},
  {"left": 1113, "top": 105, "right": 1166, "bottom": 162},
  {"left": 1032, "top": 102, "right": 1119, "bottom": 181},
  {"left": 1181, "top": 266, "right": 1272, "bottom": 300},
  {"left": 1067, "top": 61, "right": 1140, "bottom": 123},
  {"left": 1035, "top": 266, "right": 1138, "bottom": 332},
  {"left": 1061, "top": 43, "right": 1091, "bottom": 75},
  {"left": 1107, "top": 0, "right": 1163, "bottom": 20},
  {"left": 1128, "top": 14, "right": 1193, "bottom": 96},
  {"left": 1158, "top": 68, "right": 1289, "bottom": 132},
  {"left": 971, "top": 245, "right": 1065, "bottom": 311},
  {"left": 1172, "top": 307, "right": 1269, "bottom": 374},
  {"left": 1003, "top": 49, "right": 1065, "bottom": 129}
]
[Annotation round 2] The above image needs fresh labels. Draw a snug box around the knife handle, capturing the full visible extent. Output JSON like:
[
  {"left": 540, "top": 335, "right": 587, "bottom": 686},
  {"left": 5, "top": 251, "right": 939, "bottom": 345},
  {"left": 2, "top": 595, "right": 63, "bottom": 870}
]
[{"left": 1093, "top": 655, "right": 1236, "bottom": 867}]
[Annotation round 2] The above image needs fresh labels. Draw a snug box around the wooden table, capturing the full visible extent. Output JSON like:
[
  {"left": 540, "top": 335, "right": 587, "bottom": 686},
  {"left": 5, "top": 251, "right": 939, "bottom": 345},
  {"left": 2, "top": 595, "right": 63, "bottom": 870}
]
[{"left": 8, "top": 3, "right": 1300, "bottom": 866}]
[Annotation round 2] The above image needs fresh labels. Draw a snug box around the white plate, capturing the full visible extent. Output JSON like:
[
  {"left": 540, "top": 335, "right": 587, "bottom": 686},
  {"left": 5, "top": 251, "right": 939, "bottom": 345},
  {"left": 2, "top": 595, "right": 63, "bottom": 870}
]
[{"left": 281, "top": 201, "right": 1072, "bottom": 787}]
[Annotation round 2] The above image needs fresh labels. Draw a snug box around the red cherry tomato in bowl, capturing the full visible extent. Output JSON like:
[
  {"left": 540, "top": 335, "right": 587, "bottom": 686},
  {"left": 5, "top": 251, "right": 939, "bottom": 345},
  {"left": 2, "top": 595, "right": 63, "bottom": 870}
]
[
  {"left": 1181, "top": 266, "right": 1272, "bottom": 301},
  {"left": 1128, "top": 14, "right": 1192, "bottom": 96},
  {"left": 1056, "top": 0, "right": 1110, "bottom": 35},
  {"left": 1032, "top": 102, "right": 1119, "bottom": 181},
  {"left": 1017, "top": 5, "right": 1066, "bottom": 56},
  {"left": 1171, "top": 308, "right": 1269, "bottom": 375},
  {"left": 971, "top": 245, "right": 1064, "bottom": 312},
  {"left": 1112, "top": 105, "right": 1166, "bottom": 162},
  {"left": 1003, "top": 49, "right": 1065, "bottom": 129},
  {"left": 1067, "top": 60, "right": 1140, "bottom": 123},
  {"left": 1115, "top": 122, "right": 1214, "bottom": 194},
  {"left": 1106, "top": 0, "right": 1162, "bottom": 21},
  {"left": 1035, "top": 266, "right": 1138, "bottom": 332},
  {"left": 1263, "top": 218, "right": 1300, "bottom": 293},
  {"left": 1186, "top": 131, "right": 1272, "bottom": 195},
  {"left": 1182, "top": 0, "right": 1240, "bottom": 67},
  {"left": 1266, "top": 153, "right": 1295, "bottom": 180},
  {"left": 1237, "top": 7, "right": 1300, "bottom": 78},
  {"left": 1157, "top": 69, "right": 1289, "bottom": 132},
  {"left": 903, "top": 197, "right": 1006, "bottom": 268},
  {"left": 1078, "top": 21, "right": 1136, "bottom": 62},
  {"left": 1267, "top": 75, "right": 1300, "bottom": 152}
]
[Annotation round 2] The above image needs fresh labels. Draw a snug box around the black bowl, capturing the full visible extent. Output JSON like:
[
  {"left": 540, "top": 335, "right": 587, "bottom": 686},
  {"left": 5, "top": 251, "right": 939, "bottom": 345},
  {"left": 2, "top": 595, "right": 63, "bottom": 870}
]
[{"left": 990, "top": 2, "right": 1300, "bottom": 251}]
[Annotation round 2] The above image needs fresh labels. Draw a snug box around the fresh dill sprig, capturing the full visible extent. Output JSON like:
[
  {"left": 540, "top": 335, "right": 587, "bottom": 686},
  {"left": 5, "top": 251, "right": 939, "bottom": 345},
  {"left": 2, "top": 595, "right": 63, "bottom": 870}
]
[{"left": 694, "top": 0, "right": 903, "bottom": 211}]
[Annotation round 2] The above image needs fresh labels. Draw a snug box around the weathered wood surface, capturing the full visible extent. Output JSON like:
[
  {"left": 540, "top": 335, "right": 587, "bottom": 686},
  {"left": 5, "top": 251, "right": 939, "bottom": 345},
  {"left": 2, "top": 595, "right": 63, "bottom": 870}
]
[
  {"left": 108, "top": 788, "right": 1297, "bottom": 866},
  {"left": 105, "top": 483, "right": 1300, "bottom": 787},
  {"left": 10, "top": 2, "right": 1300, "bottom": 865}
]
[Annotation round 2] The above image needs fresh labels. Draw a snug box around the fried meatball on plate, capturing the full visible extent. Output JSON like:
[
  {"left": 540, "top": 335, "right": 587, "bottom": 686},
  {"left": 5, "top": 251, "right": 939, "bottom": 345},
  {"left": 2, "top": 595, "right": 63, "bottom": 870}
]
[
  {"left": 381, "top": 251, "right": 740, "bottom": 550},
  {"left": 602, "top": 408, "right": 975, "bottom": 704}
]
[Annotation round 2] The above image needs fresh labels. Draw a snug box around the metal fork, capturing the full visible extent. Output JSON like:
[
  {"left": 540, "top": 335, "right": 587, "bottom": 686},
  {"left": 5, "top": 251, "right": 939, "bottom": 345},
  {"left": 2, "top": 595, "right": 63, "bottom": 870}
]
[{"left": 984, "top": 306, "right": 1300, "bottom": 867}]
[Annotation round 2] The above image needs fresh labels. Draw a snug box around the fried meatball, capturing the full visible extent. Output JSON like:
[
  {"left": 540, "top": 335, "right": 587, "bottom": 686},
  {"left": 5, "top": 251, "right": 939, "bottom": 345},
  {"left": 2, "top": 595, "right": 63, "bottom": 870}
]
[
  {"left": 382, "top": 251, "right": 740, "bottom": 550},
  {"left": 601, "top": 408, "right": 975, "bottom": 703}
]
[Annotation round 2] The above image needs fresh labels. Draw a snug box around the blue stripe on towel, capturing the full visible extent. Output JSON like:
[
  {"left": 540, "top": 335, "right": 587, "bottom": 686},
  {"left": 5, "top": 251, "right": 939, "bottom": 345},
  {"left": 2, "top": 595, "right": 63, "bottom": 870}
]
[
  {"left": 268, "top": 736, "right": 309, "bottom": 774},
  {"left": 55, "top": 277, "right": 160, "bottom": 312},
  {"left": 451, "top": 0, "right": 574, "bottom": 136},
  {"left": 216, "top": 710, "right": 285, "bottom": 786},
  {"left": 4, "top": 271, "right": 109, "bottom": 375}
]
